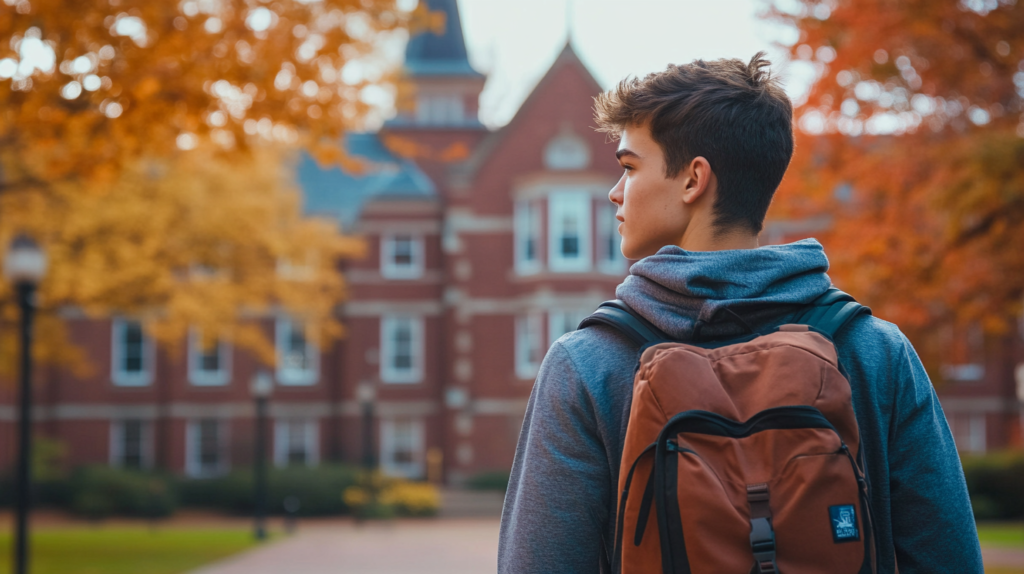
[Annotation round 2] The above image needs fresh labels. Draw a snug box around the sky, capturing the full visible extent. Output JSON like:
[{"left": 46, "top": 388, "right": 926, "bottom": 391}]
[{"left": 454, "top": 0, "right": 811, "bottom": 128}]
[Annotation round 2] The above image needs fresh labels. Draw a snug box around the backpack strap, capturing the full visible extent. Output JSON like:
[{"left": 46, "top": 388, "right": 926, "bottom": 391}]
[
  {"left": 794, "top": 287, "right": 872, "bottom": 339},
  {"left": 577, "top": 300, "right": 670, "bottom": 347},
  {"left": 579, "top": 288, "right": 871, "bottom": 346}
]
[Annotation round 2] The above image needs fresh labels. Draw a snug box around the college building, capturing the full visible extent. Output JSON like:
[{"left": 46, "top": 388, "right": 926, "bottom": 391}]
[{"left": 1, "top": 0, "right": 1018, "bottom": 485}]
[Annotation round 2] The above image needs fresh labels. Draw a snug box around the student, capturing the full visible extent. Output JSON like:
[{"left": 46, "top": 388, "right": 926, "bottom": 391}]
[{"left": 497, "top": 53, "right": 983, "bottom": 574}]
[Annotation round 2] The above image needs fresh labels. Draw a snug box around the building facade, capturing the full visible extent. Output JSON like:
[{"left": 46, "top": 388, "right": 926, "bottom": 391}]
[
  {"left": 2, "top": 0, "right": 1019, "bottom": 484},
  {"left": 0, "top": 0, "right": 627, "bottom": 483}
]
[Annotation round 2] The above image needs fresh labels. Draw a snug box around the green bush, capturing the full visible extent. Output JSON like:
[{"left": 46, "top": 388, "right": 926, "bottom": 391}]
[
  {"left": 178, "top": 464, "right": 360, "bottom": 516},
  {"left": 465, "top": 470, "right": 511, "bottom": 492},
  {"left": 69, "top": 466, "right": 176, "bottom": 519},
  {"left": 962, "top": 451, "right": 1024, "bottom": 520}
]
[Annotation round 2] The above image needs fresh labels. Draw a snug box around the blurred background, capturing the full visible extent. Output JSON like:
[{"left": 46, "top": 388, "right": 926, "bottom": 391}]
[{"left": 0, "top": 0, "right": 1021, "bottom": 572}]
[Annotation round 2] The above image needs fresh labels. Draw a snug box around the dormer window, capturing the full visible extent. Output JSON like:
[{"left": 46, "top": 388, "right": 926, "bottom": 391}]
[
  {"left": 381, "top": 234, "right": 424, "bottom": 279},
  {"left": 544, "top": 131, "right": 590, "bottom": 170},
  {"left": 416, "top": 94, "right": 464, "bottom": 125}
]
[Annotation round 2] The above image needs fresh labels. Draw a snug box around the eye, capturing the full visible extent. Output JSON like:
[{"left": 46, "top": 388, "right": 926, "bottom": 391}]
[{"left": 622, "top": 164, "right": 634, "bottom": 172}]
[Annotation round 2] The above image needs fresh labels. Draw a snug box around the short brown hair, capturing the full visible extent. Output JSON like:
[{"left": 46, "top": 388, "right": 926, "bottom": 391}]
[{"left": 594, "top": 52, "right": 793, "bottom": 234}]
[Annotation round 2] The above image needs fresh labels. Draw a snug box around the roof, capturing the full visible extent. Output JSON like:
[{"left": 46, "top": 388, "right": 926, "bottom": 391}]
[
  {"left": 297, "top": 133, "right": 436, "bottom": 229},
  {"left": 453, "top": 42, "right": 603, "bottom": 185},
  {"left": 404, "top": 0, "right": 483, "bottom": 78}
]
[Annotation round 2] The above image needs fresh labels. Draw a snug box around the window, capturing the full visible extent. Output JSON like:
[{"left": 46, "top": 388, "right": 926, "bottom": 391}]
[
  {"left": 380, "top": 419, "right": 424, "bottom": 479},
  {"left": 548, "top": 192, "right": 592, "bottom": 272},
  {"left": 112, "top": 318, "right": 153, "bottom": 387},
  {"left": 381, "top": 234, "right": 424, "bottom": 279},
  {"left": 416, "top": 94, "right": 463, "bottom": 125},
  {"left": 544, "top": 132, "right": 591, "bottom": 170},
  {"left": 276, "top": 318, "right": 318, "bottom": 386},
  {"left": 274, "top": 419, "right": 319, "bottom": 467},
  {"left": 597, "top": 202, "right": 626, "bottom": 273},
  {"left": 514, "top": 200, "right": 542, "bottom": 274},
  {"left": 188, "top": 329, "right": 231, "bottom": 386},
  {"left": 186, "top": 419, "right": 228, "bottom": 477},
  {"left": 515, "top": 313, "right": 543, "bottom": 379},
  {"left": 381, "top": 315, "right": 424, "bottom": 384},
  {"left": 548, "top": 310, "right": 590, "bottom": 346},
  {"left": 110, "top": 419, "right": 151, "bottom": 470},
  {"left": 952, "top": 414, "right": 987, "bottom": 453}
]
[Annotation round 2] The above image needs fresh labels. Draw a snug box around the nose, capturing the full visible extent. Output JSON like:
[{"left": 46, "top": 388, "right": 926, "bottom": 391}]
[{"left": 609, "top": 173, "right": 625, "bottom": 207}]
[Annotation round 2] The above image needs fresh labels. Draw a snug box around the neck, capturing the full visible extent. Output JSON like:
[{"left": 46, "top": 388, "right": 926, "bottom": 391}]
[{"left": 677, "top": 219, "right": 759, "bottom": 252}]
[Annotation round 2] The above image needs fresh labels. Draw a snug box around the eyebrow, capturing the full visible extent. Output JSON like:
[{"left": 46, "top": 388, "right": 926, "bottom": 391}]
[{"left": 615, "top": 148, "right": 640, "bottom": 160}]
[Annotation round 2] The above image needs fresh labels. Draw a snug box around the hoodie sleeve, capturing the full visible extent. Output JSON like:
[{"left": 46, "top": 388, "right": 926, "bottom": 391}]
[
  {"left": 887, "top": 333, "right": 984, "bottom": 573},
  {"left": 498, "top": 341, "right": 612, "bottom": 574}
]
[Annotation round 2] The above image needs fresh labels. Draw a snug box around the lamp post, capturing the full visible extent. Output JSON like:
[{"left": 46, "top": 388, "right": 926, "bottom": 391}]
[
  {"left": 356, "top": 382, "right": 376, "bottom": 471},
  {"left": 4, "top": 235, "right": 47, "bottom": 574},
  {"left": 250, "top": 370, "right": 273, "bottom": 541}
]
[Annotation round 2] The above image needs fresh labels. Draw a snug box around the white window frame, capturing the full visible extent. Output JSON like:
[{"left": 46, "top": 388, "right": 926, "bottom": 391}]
[
  {"left": 380, "top": 418, "right": 425, "bottom": 479},
  {"left": 109, "top": 419, "right": 153, "bottom": 470},
  {"left": 515, "top": 313, "right": 543, "bottom": 379},
  {"left": 514, "top": 200, "right": 542, "bottom": 275},
  {"left": 548, "top": 310, "right": 589, "bottom": 347},
  {"left": 111, "top": 318, "right": 154, "bottom": 387},
  {"left": 416, "top": 94, "right": 464, "bottom": 125},
  {"left": 187, "top": 328, "right": 231, "bottom": 387},
  {"left": 596, "top": 202, "right": 626, "bottom": 274},
  {"left": 380, "top": 315, "right": 424, "bottom": 384},
  {"left": 380, "top": 234, "right": 424, "bottom": 280},
  {"left": 185, "top": 419, "right": 229, "bottom": 478},
  {"left": 273, "top": 418, "right": 319, "bottom": 468},
  {"left": 276, "top": 317, "right": 319, "bottom": 386},
  {"left": 548, "top": 191, "right": 592, "bottom": 272}
]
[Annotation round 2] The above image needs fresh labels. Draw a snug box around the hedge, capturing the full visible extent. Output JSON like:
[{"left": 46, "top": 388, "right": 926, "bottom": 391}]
[{"left": 961, "top": 451, "right": 1024, "bottom": 520}]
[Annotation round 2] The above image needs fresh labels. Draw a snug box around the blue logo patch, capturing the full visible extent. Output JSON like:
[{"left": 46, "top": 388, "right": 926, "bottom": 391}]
[{"left": 829, "top": 505, "right": 859, "bottom": 543}]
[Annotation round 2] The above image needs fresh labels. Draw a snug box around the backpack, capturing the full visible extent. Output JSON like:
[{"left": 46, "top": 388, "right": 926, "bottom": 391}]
[{"left": 578, "top": 288, "right": 877, "bottom": 574}]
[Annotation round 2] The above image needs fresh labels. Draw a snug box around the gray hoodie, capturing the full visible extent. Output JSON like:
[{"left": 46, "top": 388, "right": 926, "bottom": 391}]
[{"left": 498, "top": 239, "right": 983, "bottom": 574}]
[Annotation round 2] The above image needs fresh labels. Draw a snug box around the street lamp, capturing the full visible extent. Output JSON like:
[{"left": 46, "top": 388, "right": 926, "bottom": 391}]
[
  {"left": 356, "top": 382, "right": 376, "bottom": 471},
  {"left": 250, "top": 370, "right": 273, "bottom": 541},
  {"left": 4, "top": 234, "right": 47, "bottom": 574}
]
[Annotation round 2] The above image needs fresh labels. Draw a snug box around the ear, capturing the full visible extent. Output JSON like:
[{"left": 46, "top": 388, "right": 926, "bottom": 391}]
[{"left": 681, "top": 156, "right": 715, "bottom": 205}]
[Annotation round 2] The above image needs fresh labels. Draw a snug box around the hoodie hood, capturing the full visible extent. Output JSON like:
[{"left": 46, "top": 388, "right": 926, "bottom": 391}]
[{"left": 615, "top": 238, "right": 832, "bottom": 341}]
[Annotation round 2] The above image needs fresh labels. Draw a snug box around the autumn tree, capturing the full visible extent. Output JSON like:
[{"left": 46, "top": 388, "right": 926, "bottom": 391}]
[
  {"left": 767, "top": 0, "right": 1024, "bottom": 357},
  {"left": 0, "top": 0, "right": 435, "bottom": 369}
]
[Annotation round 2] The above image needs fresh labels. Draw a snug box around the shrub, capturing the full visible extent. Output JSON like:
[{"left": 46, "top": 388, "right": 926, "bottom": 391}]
[
  {"left": 69, "top": 466, "right": 176, "bottom": 519},
  {"left": 465, "top": 470, "right": 511, "bottom": 492},
  {"left": 178, "top": 464, "right": 360, "bottom": 516},
  {"left": 342, "top": 471, "right": 440, "bottom": 519},
  {"left": 961, "top": 451, "right": 1024, "bottom": 520}
]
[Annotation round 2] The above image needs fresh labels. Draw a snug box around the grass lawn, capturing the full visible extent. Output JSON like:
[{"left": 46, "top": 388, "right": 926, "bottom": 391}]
[
  {"left": 978, "top": 522, "right": 1024, "bottom": 549},
  {"left": 0, "top": 526, "right": 262, "bottom": 574}
]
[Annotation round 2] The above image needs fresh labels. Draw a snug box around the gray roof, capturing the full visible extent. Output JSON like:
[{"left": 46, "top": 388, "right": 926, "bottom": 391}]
[
  {"left": 297, "top": 133, "right": 436, "bottom": 229},
  {"left": 404, "top": 0, "right": 483, "bottom": 78}
]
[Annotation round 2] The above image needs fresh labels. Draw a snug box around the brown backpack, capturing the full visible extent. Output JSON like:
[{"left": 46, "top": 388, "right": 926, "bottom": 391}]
[{"left": 580, "top": 289, "right": 877, "bottom": 574}]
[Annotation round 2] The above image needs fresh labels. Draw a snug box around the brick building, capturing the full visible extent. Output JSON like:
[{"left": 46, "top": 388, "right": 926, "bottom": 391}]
[
  {"left": 2, "top": 0, "right": 1018, "bottom": 485},
  {"left": 0, "top": 0, "right": 627, "bottom": 483}
]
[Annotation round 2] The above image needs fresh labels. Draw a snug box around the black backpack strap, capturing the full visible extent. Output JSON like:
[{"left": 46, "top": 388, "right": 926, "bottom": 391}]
[
  {"left": 794, "top": 287, "right": 872, "bottom": 339},
  {"left": 578, "top": 300, "right": 670, "bottom": 347}
]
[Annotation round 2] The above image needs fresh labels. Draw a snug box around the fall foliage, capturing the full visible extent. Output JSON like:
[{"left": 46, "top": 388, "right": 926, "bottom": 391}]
[
  {"left": 0, "top": 0, "right": 436, "bottom": 371},
  {"left": 767, "top": 0, "right": 1024, "bottom": 352}
]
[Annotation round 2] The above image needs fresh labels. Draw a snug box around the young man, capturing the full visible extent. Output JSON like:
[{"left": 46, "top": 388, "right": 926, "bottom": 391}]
[{"left": 498, "top": 54, "right": 983, "bottom": 573}]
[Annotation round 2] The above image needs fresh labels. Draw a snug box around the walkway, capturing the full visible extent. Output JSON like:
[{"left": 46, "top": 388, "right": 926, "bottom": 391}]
[{"left": 188, "top": 518, "right": 500, "bottom": 574}]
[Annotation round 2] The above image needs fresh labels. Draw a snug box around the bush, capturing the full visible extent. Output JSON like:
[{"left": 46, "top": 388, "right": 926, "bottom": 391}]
[
  {"left": 342, "top": 471, "right": 440, "bottom": 519},
  {"left": 961, "top": 451, "right": 1024, "bottom": 520},
  {"left": 465, "top": 470, "right": 510, "bottom": 492},
  {"left": 69, "top": 466, "right": 176, "bottom": 519},
  {"left": 178, "top": 464, "right": 360, "bottom": 516}
]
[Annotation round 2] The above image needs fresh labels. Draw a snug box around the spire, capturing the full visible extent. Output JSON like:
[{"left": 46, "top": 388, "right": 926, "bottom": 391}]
[{"left": 404, "top": 0, "right": 483, "bottom": 78}]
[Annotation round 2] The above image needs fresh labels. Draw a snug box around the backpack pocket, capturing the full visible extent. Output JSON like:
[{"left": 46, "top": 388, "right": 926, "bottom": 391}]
[{"left": 631, "top": 406, "right": 874, "bottom": 574}]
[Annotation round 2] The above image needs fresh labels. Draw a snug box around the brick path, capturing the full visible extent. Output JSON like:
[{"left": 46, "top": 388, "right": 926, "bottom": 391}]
[{"left": 187, "top": 518, "right": 500, "bottom": 574}]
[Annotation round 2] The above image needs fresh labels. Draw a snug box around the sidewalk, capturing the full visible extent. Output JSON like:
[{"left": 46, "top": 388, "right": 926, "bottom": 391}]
[{"left": 187, "top": 518, "right": 500, "bottom": 574}]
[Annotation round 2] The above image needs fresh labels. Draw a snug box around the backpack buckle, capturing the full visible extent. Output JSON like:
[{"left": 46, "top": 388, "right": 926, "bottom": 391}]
[{"left": 747, "top": 484, "right": 778, "bottom": 573}]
